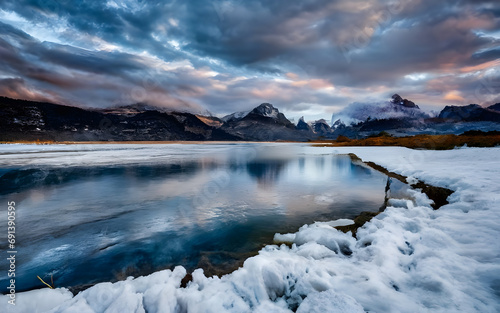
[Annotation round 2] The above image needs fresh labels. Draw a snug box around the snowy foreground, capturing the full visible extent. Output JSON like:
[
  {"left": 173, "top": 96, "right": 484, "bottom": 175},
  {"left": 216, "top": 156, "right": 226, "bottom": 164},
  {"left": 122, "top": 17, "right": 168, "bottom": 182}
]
[{"left": 3, "top": 146, "right": 500, "bottom": 313}]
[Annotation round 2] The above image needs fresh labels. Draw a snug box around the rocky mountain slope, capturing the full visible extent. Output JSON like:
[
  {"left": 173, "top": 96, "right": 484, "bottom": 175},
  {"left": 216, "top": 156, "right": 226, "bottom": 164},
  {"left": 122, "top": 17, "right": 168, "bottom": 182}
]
[
  {"left": 330, "top": 94, "right": 500, "bottom": 138},
  {"left": 220, "top": 103, "right": 308, "bottom": 141},
  {"left": 0, "top": 98, "right": 317, "bottom": 142},
  {"left": 0, "top": 97, "right": 241, "bottom": 142},
  {"left": 1, "top": 95, "right": 499, "bottom": 142},
  {"left": 331, "top": 94, "right": 429, "bottom": 126},
  {"left": 438, "top": 104, "right": 500, "bottom": 122}
]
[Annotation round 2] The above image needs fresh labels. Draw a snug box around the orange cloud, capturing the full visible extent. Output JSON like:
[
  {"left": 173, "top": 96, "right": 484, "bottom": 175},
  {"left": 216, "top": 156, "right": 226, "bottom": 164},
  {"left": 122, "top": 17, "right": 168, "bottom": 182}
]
[
  {"left": 308, "top": 79, "right": 334, "bottom": 89},
  {"left": 290, "top": 78, "right": 334, "bottom": 90},
  {"left": 460, "top": 60, "right": 500, "bottom": 73},
  {"left": 251, "top": 87, "right": 279, "bottom": 99},
  {"left": 0, "top": 78, "right": 60, "bottom": 103},
  {"left": 443, "top": 90, "right": 464, "bottom": 102}
]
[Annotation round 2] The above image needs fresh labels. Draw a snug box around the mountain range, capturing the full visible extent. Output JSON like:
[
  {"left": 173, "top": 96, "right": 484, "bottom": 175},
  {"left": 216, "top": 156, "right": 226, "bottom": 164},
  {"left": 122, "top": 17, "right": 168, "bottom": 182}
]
[
  {"left": 0, "top": 95, "right": 499, "bottom": 142},
  {"left": 330, "top": 94, "right": 500, "bottom": 138}
]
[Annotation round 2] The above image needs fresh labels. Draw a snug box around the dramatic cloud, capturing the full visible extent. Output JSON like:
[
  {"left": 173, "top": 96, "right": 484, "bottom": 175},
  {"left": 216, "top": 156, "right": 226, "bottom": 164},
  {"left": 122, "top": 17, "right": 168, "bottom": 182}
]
[{"left": 0, "top": 0, "right": 499, "bottom": 121}]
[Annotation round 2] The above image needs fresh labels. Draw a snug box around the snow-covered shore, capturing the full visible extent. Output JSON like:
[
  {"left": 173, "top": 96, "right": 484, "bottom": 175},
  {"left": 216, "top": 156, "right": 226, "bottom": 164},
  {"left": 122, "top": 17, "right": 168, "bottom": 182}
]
[{"left": 2, "top": 146, "right": 500, "bottom": 313}]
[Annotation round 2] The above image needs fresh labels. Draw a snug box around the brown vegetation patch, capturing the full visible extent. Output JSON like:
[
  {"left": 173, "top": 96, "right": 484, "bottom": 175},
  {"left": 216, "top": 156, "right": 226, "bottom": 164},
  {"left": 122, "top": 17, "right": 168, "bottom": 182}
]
[{"left": 313, "top": 131, "right": 500, "bottom": 150}]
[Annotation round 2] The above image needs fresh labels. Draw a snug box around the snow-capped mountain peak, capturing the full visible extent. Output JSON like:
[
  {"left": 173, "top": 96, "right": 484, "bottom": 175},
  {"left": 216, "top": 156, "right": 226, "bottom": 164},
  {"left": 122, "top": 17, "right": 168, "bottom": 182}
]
[
  {"left": 221, "top": 103, "right": 281, "bottom": 123},
  {"left": 311, "top": 119, "right": 332, "bottom": 135},
  {"left": 390, "top": 94, "right": 419, "bottom": 109},
  {"left": 332, "top": 119, "right": 346, "bottom": 130},
  {"left": 331, "top": 94, "right": 428, "bottom": 125},
  {"left": 250, "top": 103, "right": 280, "bottom": 118},
  {"left": 221, "top": 110, "right": 250, "bottom": 122}
]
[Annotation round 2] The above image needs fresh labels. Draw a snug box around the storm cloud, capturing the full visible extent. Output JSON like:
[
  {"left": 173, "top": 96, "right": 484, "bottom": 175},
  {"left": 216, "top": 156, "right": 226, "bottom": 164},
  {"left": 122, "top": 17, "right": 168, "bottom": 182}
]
[{"left": 0, "top": 0, "right": 499, "bottom": 120}]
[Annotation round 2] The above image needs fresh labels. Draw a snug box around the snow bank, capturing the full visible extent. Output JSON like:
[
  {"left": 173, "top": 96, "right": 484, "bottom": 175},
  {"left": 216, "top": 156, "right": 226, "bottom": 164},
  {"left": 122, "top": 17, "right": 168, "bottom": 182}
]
[
  {"left": 1, "top": 288, "right": 73, "bottom": 313},
  {"left": 2, "top": 146, "right": 499, "bottom": 313}
]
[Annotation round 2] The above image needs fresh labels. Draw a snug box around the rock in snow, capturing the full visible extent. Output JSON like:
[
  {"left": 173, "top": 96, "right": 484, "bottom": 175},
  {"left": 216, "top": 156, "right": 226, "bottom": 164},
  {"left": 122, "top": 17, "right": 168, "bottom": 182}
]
[
  {"left": 221, "top": 111, "right": 250, "bottom": 123},
  {"left": 390, "top": 94, "right": 419, "bottom": 109},
  {"left": 250, "top": 103, "right": 280, "bottom": 119},
  {"left": 2, "top": 146, "right": 500, "bottom": 313},
  {"left": 296, "top": 116, "right": 313, "bottom": 132},
  {"left": 311, "top": 119, "right": 333, "bottom": 136}
]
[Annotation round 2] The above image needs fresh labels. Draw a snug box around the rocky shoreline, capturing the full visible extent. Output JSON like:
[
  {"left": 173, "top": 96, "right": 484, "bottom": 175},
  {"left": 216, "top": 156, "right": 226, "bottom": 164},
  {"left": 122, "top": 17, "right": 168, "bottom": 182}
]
[{"left": 335, "top": 153, "right": 454, "bottom": 236}]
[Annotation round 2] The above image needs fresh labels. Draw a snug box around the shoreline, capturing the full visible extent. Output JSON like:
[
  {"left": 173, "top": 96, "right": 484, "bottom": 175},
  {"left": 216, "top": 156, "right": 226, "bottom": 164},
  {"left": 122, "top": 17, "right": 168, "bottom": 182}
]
[
  {"left": 1, "top": 147, "right": 453, "bottom": 296},
  {"left": 2, "top": 146, "right": 498, "bottom": 312},
  {"left": 1, "top": 132, "right": 499, "bottom": 149},
  {"left": 333, "top": 153, "right": 454, "bottom": 237},
  {"left": 0, "top": 140, "right": 300, "bottom": 145}
]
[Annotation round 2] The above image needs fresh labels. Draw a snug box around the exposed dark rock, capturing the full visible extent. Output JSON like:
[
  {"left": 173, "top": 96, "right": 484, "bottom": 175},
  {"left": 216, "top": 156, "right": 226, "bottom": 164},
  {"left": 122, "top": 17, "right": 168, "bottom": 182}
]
[
  {"left": 296, "top": 116, "right": 312, "bottom": 131},
  {"left": 335, "top": 211, "right": 380, "bottom": 237},
  {"left": 245, "top": 103, "right": 295, "bottom": 128},
  {"left": 101, "top": 103, "right": 166, "bottom": 115},
  {"left": 349, "top": 153, "right": 453, "bottom": 210},
  {"left": 332, "top": 119, "right": 346, "bottom": 130},
  {"left": 412, "top": 181, "right": 454, "bottom": 210},
  {"left": 438, "top": 104, "right": 500, "bottom": 122},
  {"left": 488, "top": 103, "right": 500, "bottom": 112},
  {"left": 0, "top": 96, "right": 242, "bottom": 142},
  {"left": 2, "top": 95, "right": 499, "bottom": 142},
  {"left": 250, "top": 103, "right": 277, "bottom": 117},
  {"left": 391, "top": 94, "right": 419, "bottom": 109},
  {"left": 358, "top": 118, "right": 416, "bottom": 132},
  {"left": 460, "top": 130, "right": 500, "bottom": 136},
  {"left": 221, "top": 103, "right": 309, "bottom": 141},
  {"left": 311, "top": 119, "right": 332, "bottom": 136},
  {"left": 180, "top": 273, "right": 193, "bottom": 288},
  {"left": 336, "top": 153, "right": 455, "bottom": 237}
]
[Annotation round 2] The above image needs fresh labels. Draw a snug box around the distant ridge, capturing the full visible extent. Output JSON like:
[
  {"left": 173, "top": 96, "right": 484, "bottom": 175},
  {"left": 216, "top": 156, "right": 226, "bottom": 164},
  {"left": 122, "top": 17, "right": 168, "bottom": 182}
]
[
  {"left": 0, "top": 97, "right": 241, "bottom": 142},
  {"left": 0, "top": 95, "right": 499, "bottom": 142}
]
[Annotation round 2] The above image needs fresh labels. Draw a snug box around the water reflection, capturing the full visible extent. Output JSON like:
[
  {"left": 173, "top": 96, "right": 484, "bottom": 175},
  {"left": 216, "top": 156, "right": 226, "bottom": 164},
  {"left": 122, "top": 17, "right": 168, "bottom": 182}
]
[
  {"left": 0, "top": 144, "right": 388, "bottom": 292},
  {"left": 246, "top": 160, "right": 287, "bottom": 185},
  {"left": 0, "top": 162, "right": 208, "bottom": 196}
]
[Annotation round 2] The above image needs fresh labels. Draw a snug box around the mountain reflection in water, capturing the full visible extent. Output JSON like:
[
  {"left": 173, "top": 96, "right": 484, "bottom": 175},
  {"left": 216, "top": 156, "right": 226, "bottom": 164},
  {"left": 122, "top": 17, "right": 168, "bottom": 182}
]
[{"left": 0, "top": 143, "right": 388, "bottom": 292}]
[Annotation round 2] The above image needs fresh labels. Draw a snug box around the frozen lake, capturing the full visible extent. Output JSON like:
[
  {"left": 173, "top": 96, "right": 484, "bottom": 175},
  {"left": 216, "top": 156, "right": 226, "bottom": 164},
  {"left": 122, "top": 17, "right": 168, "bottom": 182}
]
[{"left": 0, "top": 143, "right": 388, "bottom": 292}]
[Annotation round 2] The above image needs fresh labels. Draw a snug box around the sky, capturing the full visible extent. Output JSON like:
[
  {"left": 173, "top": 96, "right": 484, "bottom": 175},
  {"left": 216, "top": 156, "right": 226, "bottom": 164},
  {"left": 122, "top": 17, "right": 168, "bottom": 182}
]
[{"left": 0, "top": 0, "right": 499, "bottom": 122}]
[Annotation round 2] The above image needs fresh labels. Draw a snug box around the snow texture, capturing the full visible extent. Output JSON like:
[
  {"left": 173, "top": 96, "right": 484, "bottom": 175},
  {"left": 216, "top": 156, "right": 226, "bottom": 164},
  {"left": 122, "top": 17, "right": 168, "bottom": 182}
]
[
  {"left": 331, "top": 100, "right": 429, "bottom": 125},
  {"left": 2, "top": 146, "right": 500, "bottom": 313},
  {"left": 221, "top": 111, "right": 250, "bottom": 122}
]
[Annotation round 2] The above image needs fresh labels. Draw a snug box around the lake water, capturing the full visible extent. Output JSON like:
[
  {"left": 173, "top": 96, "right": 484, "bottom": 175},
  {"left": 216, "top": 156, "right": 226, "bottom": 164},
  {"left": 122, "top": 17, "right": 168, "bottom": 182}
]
[{"left": 0, "top": 143, "right": 389, "bottom": 292}]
